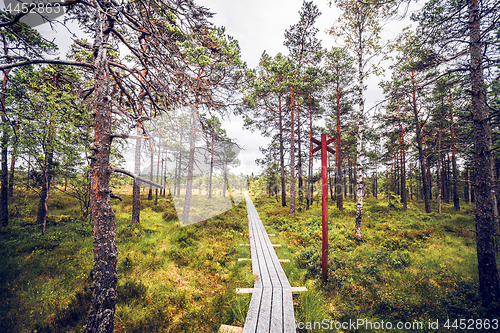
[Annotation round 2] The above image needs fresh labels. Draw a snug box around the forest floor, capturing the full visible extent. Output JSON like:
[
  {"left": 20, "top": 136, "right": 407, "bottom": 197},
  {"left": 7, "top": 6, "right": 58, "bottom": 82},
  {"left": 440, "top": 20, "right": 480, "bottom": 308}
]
[{"left": 0, "top": 185, "right": 498, "bottom": 332}]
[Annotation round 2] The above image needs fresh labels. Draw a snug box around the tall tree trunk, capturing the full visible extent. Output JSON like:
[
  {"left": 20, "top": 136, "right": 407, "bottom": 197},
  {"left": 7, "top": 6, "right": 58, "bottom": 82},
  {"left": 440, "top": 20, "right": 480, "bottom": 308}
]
[
  {"left": 412, "top": 71, "right": 431, "bottom": 213},
  {"left": 8, "top": 123, "right": 18, "bottom": 198},
  {"left": 209, "top": 133, "right": 214, "bottom": 198},
  {"left": 182, "top": 105, "right": 198, "bottom": 224},
  {"left": 425, "top": 138, "right": 433, "bottom": 200},
  {"left": 449, "top": 100, "right": 460, "bottom": 210},
  {"left": 155, "top": 140, "right": 160, "bottom": 205},
  {"left": 335, "top": 73, "right": 344, "bottom": 211},
  {"left": 468, "top": 168, "right": 472, "bottom": 215},
  {"left": 279, "top": 97, "right": 286, "bottom": 207},
  {"left": 36, "top": 147, "right": 53, "bottom": 235},
  {"left": 0, "top": 123, "right": 7, "bottom": 227},
  {"left": 468, "top": 0, "right": 500, "bottom": 307},
  {"left": 175, "top": 129, "right": 183, "bottom": 197},
  {"left": 297, "top": 105, "right": 304, "bottom": 207},
  {"left": 328, "top": 155, "right": 334, "bottom": 200},
  {"left": 148, "top": 136, "right": 154, "bottom": 200},
  {"left": 437, "top": 129, "right": 442, "bottom": 215},
  {"left": 290, "top": 86, "right": 296, "bottom": 216},
  {"left": 444, "top": 154, "right": 451, "bottom": 204},
  {"left": 0, "top": 67, "right": 11, "bottom": 227},
  {"left": 397, "top": 109, "right": 407, "bottom": 210},
  {"left": 354, "top": 40, "right": 365, "bottom": 239},
  {"left": 132, "top": 131, "right": 141, "bottom": 224},
  {"left": 307, "top": 96, "right": 313, "bottom": 210},
  {"left": 85, "top": 8, "right": 118, "bottom": 332},
  {"left": 374, "top": 145, "right": 377, "bottom": 199},
  {"left": 163, "top": 145, "right": 168, "bottom": 197}
]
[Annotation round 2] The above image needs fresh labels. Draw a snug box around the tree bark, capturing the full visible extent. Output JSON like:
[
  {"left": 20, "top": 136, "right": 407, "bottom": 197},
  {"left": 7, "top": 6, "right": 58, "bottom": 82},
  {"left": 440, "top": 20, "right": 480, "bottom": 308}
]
[
  {"left": 279, "top": 97, "right": 286, "bottom": 207},
  {"left": 335, "top": 71, "right": 344, "bottom": 211},
  {"left": 148, "top": 136, "right": 154, "bottom": 200},
  {"left": 8, "top": 123, "right": 18, "bottom": 198},
  {"left": 85, "top": 7, "right": 118, "bottom": 332},
  {"left": 182, "top": 106, "right": 198, "bottom": 224},
  {"left": 437, "top": 129, "right": 442, "bottom": 215},
  {"left": 209, "top": 133, "right": 214, "bottom": 198},
  {"left": 155, "top": 140, "right": 161, "bottom": 205},
  {"left": 354, "top": 38, "right": 365, "bottom": 239},
  {"left": 0, "top": 67, "right": 11, "bottom": 227},
  {"left": 412, "top": 71, "right": 431, "bottom": 213},
  {"left": 36, "top": 148, "right": 53, "bottom": 235},
  {"left": 468, "top": 0, "right": 500, "bottom": 308},
  {"left": 297, "top": 104, "right": 304, "bottom": 207},
  {"left": 450, "top": 102, "right": 460, "bottom": 210},
  {"left": 397, "top": 107, "right": 407, "bottom": 210},
  {"left": 290, "top": 85, "right": 296, "bottom": 216},
  {"left": 307, "top": 97, "right": 313, "bottom": 210}
]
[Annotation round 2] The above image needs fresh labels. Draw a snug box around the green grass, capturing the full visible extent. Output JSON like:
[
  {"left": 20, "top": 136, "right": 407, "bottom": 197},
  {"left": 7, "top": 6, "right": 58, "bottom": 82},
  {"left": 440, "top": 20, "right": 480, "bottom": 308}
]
[
  {"left": 2, "top": 186, "right": 499, "bottom": 333},
  {"left": 0, "top": 188, "right": 252, "bottom": 332}
]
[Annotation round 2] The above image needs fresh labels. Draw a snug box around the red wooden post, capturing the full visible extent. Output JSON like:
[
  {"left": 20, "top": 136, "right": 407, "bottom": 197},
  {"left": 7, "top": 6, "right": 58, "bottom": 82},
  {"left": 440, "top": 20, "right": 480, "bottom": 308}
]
[
  {"left": 311, "top": 134, "right": 336, "bottom": 284},
  {"left": 321, "top": 134, "right": 328, "bottom": 284}
]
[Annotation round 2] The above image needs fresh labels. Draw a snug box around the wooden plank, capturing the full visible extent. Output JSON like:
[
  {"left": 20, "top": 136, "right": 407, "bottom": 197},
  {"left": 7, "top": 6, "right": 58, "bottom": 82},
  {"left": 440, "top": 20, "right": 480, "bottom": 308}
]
[
  {"left": 242, "top": 192, "right": 296, "bottom": 333},
  {"left": 291, "top": 287, "right": 308, "bottom": 293},
  {"left": 236, "top": 288, "right": 254, "bottom": 294},
  {"left": 219, "top": 325, "right": 243, "bottom": 333},
  {"left": 270, "top": 287, "right": 283, "bottom": 332},
  {"left": 282, "top": 287, "right": 295, "bottom": 333},
  {"left": 242, "top": 286, "right": 262, "bottom": 333},
  {"left": 256, "top": 287, "right": 273, "bottom": 332}
]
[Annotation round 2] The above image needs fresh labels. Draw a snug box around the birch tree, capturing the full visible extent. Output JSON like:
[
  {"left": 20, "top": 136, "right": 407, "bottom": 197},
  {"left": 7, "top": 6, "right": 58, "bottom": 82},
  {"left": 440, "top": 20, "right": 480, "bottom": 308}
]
[{"left": 330, "top": 0, "right": 391, "bottom": 238}]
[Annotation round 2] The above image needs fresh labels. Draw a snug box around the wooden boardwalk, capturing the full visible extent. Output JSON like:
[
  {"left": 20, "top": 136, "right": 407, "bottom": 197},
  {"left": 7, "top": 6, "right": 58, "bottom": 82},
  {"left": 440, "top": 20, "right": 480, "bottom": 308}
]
[{"left": 242, "top": 192, "right": 296, "bottom": 333}]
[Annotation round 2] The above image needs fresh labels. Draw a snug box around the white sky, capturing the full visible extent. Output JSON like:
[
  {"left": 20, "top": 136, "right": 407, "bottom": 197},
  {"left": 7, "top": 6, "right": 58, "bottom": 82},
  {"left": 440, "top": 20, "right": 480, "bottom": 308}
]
[{"left": 3, "top": 0, "right": 419, "bottom": 176}]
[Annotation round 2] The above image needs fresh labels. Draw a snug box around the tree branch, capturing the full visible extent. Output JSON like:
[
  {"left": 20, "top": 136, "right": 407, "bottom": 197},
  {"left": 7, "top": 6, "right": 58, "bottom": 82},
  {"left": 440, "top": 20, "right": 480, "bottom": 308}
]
[
  {"left": 113, "top": 168, "right": 163, "bottom": 188},
  {"left": 0, "top": 59, "right": 94, "bottom": 71}
]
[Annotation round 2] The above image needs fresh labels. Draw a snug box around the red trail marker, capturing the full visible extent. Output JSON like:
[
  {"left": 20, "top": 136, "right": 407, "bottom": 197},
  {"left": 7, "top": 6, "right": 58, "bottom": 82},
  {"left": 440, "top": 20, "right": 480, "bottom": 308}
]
[{"left": 311, "top": 133, "right": 336, "bottom": 284}]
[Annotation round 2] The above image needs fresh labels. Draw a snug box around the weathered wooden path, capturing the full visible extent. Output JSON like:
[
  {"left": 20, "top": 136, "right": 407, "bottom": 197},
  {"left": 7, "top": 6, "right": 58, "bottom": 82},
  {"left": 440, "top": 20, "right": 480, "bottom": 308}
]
[{"left": 242, "top": 192, "right": 296, "bottom": 333}]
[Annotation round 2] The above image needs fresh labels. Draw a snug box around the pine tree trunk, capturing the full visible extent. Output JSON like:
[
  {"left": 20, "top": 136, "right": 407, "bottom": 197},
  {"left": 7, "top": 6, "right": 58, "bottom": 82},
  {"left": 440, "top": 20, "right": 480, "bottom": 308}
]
[
  {"left": 412, "top": 71, "right": 431, "bottom": 213},
  {"left": 176, "top": 130, "right": 183, "bottom": 197},
  {"left": 209, "top": 134, "right": 214, "bottom": 198},
  {"left": 397, "top": 110, "right": 407, "bottom": 210},
  {"left": 36, "top": 147, "right": 53, "bottom": 235},
  {"left": 163, "top": 145, "right": 168, "bottom": 197},
  {"left": 307, "top": 97, "right": 313, "bottom": 210},
  {"left": 335, "top": 74, "right": 344, "bottom": 211},
  {"left": 450, "top": 104, "right": 460, "bottom": 210},
  {"left": 0, "top": 124, "right": 7, "bottom": 227},
  {"left": 0, "top": 68, "right": 11, "bottom": 227},
  {"left": 374, "top": 145, "right": 377, "bottom": 200},
  {"left": 297, "top": 105, "right": 303, "bottom": 207},
  {"left": 155, "top": 141, "right": 160, "bottom": 205},
  {"left": 290, "top": 86, "right": 296, "bottom": 216},
  {"left": 437, "top": 129, "right": 442, "bottom": 215},
  {"left": 132, "top": 130, "right": 141, "bottom": 224},
  {"left": 148, "top": 137, "right": 154, "bottom": 200},
  {"left": 182, "top": 106, "right": 198, "bottom": 224},
  {"left": 279, "top": 97, "right": 286, "bottom": 207},
  {"left": 85, "top": 9, "right": 118, "bottom": 331},
  {"left": 468, "top": 0, "right": 500, "bottom": 307},
  {"left": 468, "top": 168, "right": 472, "bottom": 215},
  {"left": 8, "top": 125, "right": 17, "bottom": 198}
]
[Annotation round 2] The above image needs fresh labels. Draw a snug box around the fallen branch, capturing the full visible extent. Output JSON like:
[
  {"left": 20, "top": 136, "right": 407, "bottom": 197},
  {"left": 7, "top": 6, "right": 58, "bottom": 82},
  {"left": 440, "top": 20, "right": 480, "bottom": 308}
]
[
  {"left": 110, "top": 192, "right": 123, "bottom": 201},
  {"left": 113, "top": 168, "right": 163, "bottom": 188}
]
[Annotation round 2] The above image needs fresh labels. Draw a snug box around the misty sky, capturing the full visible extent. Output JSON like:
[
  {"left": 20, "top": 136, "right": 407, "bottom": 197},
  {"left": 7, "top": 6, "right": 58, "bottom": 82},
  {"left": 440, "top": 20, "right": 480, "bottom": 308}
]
[{"left": 2, "top": 0, "right": 418, "bottom": 176}]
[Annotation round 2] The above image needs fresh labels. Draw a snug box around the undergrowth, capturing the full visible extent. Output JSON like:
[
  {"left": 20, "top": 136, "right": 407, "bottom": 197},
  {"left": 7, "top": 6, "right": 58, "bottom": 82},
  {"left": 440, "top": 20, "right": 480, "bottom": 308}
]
[{"left": 0, "top": 187, "right": 251, "bottom": 332}]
